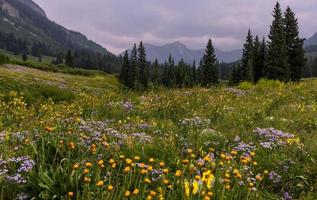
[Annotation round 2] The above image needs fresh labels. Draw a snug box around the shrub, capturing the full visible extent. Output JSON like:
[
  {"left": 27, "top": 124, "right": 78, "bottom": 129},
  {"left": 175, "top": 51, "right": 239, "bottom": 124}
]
[
  {"left": 238, "top": 81, "right": 254, "bottom": 90},
  {"left": 0, "top": 53, "right": 10, "bottom": 64}
]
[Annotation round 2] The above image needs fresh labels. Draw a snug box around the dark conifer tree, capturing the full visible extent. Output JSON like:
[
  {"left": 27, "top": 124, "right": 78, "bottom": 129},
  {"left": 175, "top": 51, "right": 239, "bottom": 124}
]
[
  {"left": 151, "top": 59, "right": 160, "bottom": 85},
  {"left": 240, "top": 29, "right": 254, "bottom": 82},
  {"left": 253, "top": 36, "right": 266, "bottom": 82},
  {"left": 201, "top": 39, "right": 218, "bottom": 86},
  {"left": 22, "top": 52, "right": 28, "bottom": 61},
  {"left": 284, "top": 6, "right": 305, "bottom": 82},
  {"left": 65, "top": 49, "right": 74, "bottom": 67},
  {"left": 119, "top": 50, "right": 130, "bottom": 88},
  {"left": 267, "top": 2, "right": 289, "bottom": 81},
  {"left": 129, "top": 43, "right": 138, "bottom": 89},
  {"left": 137, "top": 41, "right": 148, "bottom": 90}
]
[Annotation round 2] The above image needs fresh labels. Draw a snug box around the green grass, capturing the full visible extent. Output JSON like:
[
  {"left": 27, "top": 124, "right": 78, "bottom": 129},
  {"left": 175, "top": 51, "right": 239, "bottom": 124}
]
[{"left": 0, "top": 64, "right": 316, "bottom": 199}]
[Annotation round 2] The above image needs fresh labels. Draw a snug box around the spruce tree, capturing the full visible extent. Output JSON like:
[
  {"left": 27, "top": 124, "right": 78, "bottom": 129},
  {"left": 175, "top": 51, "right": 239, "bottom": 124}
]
[
  {"left": 65, "top": 49, "right": 74, "bottom": 67},
  {"left": 119, "top": 50, "right": 130, "bottom": 88},
  {"left": 240, "top": 29, "right": 254, "bottom": 82},
  {"left": 22, "top": 52, "right": 28, "bottom": 62},
  {"left": 253, "top": 36, "right": 266, "bottom": 82},
  {"left": 201, "top": 39, "right": 218, "bottom": 87},
  {"left": 129, "top": 43, "right": 138, "bottom": 89},
  {"left": 284, "top": 6, "right": 305, "bottom": 82},
  {"left": 267, "top": 2, "right": 289, "bottom": 81},
  {"left": 151, "top": 59, "right": 160, "bottom": 85},
  {"left": 137, "top": 41, "right": 148, "bottom": 90}
]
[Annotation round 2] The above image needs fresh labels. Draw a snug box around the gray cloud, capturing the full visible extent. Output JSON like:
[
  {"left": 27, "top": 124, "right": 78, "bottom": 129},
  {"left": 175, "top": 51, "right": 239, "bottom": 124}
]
[{"left": 33, "top": 0, "right": 317, "bottom": 54}]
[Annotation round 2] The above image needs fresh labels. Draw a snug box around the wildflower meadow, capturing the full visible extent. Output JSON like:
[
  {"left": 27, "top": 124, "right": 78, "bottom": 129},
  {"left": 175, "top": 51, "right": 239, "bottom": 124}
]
[{"left": 0, "top": 65, "right": 317, "bottom": 200}]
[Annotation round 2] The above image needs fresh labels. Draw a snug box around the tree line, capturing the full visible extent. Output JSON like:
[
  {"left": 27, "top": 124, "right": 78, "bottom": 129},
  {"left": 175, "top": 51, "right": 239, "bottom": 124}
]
[
  {"left": 120, "top": 2, "right": 306, "bottom": 90},
  {"left": 119, "top": 38, "right": 220, "bottom": 90}
]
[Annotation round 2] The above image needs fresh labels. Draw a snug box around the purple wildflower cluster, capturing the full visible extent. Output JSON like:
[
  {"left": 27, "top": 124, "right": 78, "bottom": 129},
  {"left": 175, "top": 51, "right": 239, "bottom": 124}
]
[
  {"left": 268, "top": 171, "right": 281, "bottom": 183},
  {"left": 181, "top": 117, "right": 210, "bottom": 128},
  {"left": 254, "top": 128, "right": 294, "bottom": 149},
  {"left": 0, "top": 156, "right": 35, "bottom": 184},
  {"left": 233, "top": 141, "right": 256, "bottom": 153}
]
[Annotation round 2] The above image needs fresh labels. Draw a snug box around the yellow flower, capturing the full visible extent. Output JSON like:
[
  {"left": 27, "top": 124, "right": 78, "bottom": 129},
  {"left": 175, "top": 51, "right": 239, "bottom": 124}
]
[
  {"left": 195, "top": 175, "right": 201, "bottom": 180},
  {"left": 107, "top": 185, "right": 114, "bottom": 191},
  {"left": 250, "top": 152, "right": 256, "bottom": 157},
  {"left": 163, "top": 179, "right": 169, "bottom": 185},
  {"left": 84, "top": 176, "right": 91, "bottom": 183},
  {"left": 144, "top": 178, "right": 152, "bottom": 184},
  {"left": 96, "top": 180, "right": 104, "bottom": 187},
  {"left": 85, "top": 162, "right": 92, "bottom": 168},
  {"left": 119, "top": 155, "right": 125, "bottom": 160},
  {"left": 133, "top": 188, "right": 140, "bottom": 195},
  {"left": 149, "top": 158, "right": 155, "bottom": 163},
  {"left": 126, "top": 158, "right": 133, "bottom": 165},
  {"left": 67, "top": 192, "right": 74, "bottom": 197},
  {"left": 109, "top": 158, "right": 115, "bottom": 164},
  {"left": 140, "top": 169, "right": 147, "bottom": 174},
  {"left": 159, "top": 162, "right": 165, "bottom": 167},
  {"left": 125, "top": 191, "right": 131, "bottom": 197},
  {"left": 124, "top": 166, "right": 131, "bottom": 173},
  {"left": 207, "top": 191, "right": 213, "bottom": 197},
  {"left": 162, "top": 168, "right": 169, "bottom": 174},
  {"left": 225, "top": 184, "right": 231, "bottom": 190},
  {"left": 225, "top": 173, "right": 230, "bottom": 178},
  {"left": 148, "top": 165, "right": 153, "bottom": 171},
  {"left": 220, "top": 153, "right": 226, "bottom": 159},
  {"left": 192, "top": 180, "right": 199, "bottom": 195},
  {"left": 97, "top": 160, "right": 104, "bottom": 166},
  {"left": 231, "top": 150, "right": 237, "bottom": 156},
  {"left": 134, "top": 156, "right": 141, "bottom": 161},
  {"left": 184, "top": 180, "right": 190, "bottom": 197},
  {"left": 187, "top": 149, "right": 193, "bottom": 154},
  {"left": 182, "top": 159, "right": 189, "bottom": 165},
  {"left": 68, "top": 142, "right": 75, "bottom": 149},
  {"left": 73, "top": 163, "right": 79, "bottom": 170},
  {"left": 83, "top": 168, "right": 89, "bottom": 174},
  {"left": 175, "top": 170, "right": 182, "bottom": 177},
  {"left": 149, "top": 190, "right": 157, "bottom": 197}
]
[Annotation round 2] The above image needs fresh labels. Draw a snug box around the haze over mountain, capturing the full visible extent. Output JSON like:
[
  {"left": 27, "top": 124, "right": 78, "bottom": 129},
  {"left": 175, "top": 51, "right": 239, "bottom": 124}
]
[
  {"left": 122, "top": 42, "right": 242, "bottom": 64},
  {"left": 0, "top": 0, "right": 111, "bottom": 55},
  {"left": 304, "top": 32, "right": 317, "bottom": 47}
]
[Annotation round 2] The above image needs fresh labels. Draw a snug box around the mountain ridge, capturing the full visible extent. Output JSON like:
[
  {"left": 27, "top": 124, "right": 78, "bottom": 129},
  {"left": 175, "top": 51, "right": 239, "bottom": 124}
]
[
  {"left": 0, "top": 0, "right": 111, "bottom": 55},
  {"left": 121, "top": 42, "right": 242, "bottom": 64}
]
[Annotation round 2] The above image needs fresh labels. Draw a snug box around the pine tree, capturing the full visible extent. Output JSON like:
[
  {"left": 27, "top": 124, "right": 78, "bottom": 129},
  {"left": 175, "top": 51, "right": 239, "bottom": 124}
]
[
  {"left": 191, "top": 60, "right": 197, "bottom": 86},
  {"left": 240, "top": 29, "right": 254, "bottom": 82},
  {"left": 284, "top": 6, "right": 305, "bottom": 82},
  {"left": 129, "top": 43, "right": 138, "bottom": 89},
  {"left": 119, "top": 50, "right": 130, "bottom": 88},
  {"left": 151, "top": 59, "right": 160, "bottom": 85},
  {"left": 22, "top": 52, "right": 28, "bottom": 62},
  {"left": 65, "top": 49, "right": 74, "bottom": 67},
  {"left": 267, "top": 2, "right": 289, "bottom": 81},
  {"left": 137, "top": 41, "right": 148, "bottom": 90},
  {"left": 253, "top": 36, "right": 266, "bottom": 82},
  {"left": 201, "top": 39, "right": 218, "bottom": 87}
]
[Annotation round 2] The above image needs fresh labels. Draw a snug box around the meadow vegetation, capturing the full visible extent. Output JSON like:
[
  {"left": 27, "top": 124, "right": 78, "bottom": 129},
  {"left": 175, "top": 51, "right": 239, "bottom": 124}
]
[{"left": 0, "top": 65, "right": 317, "bottom": 199}]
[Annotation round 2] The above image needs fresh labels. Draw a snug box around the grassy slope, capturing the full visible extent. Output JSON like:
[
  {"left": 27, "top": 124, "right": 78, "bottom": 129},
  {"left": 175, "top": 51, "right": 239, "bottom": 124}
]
[{"left": 0, "top": 65, "right": 317, "bottom": 199}]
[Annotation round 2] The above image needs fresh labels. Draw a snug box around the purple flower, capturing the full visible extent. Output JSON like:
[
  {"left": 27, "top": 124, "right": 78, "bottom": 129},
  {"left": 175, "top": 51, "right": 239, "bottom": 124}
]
[{"left": 283, "top": 192, "right": 292, "bottom": 200}]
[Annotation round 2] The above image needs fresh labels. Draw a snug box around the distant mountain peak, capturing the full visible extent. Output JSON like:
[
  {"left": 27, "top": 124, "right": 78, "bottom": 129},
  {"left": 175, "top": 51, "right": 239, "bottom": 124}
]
[
  {"left": 304, "top": 32, "right": 317, "bottom": 47},
  {"left": 122, "top": 41, "right": 242, "bottom": 63}
]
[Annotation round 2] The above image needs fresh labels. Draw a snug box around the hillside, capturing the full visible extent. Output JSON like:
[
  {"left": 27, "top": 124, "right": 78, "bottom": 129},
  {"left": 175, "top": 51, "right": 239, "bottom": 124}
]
[
  {"left": 0, "top": 0, "right": 110, "bottom": 55},
  {"left": 123, "top": 41, "right": 242, "bottom": 64}
]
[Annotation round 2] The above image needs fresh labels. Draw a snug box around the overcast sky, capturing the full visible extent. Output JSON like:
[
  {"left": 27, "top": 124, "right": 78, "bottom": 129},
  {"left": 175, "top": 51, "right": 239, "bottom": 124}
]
[{"left": 33, "top": 0, "right": 317, "bottom": 54}]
